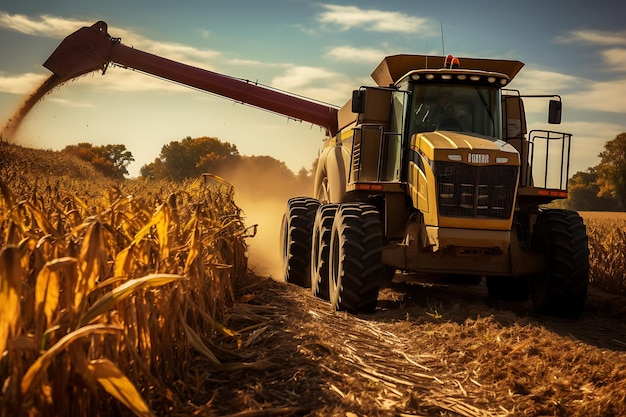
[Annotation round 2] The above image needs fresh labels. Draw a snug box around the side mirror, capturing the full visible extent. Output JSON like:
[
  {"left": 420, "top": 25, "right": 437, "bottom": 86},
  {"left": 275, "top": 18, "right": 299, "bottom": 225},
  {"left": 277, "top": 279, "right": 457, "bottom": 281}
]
[
  {"left": 548, "top": 99, "right": 562, "bottom": 124},
  {"left": 352, "top": 90, "right": 365, "bottom": 113}
]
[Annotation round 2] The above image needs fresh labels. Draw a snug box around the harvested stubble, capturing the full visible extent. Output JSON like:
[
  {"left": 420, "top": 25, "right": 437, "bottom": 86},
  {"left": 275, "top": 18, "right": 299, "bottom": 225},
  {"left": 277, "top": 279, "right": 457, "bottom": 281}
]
[
  {"left": 0, "top": 172, "right": 252, "bottom": 417},
  {"left": 197, "top": 274, "right": 626, "bottom": 417}
]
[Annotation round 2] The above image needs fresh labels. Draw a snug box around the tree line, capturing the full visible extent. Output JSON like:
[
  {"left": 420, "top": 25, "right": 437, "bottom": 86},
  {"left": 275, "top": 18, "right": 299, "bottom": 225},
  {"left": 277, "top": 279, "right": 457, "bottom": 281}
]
[
  {"left": 64, "top": 136, "right": 313, "bottom": 200},
  {"left": 66, "top": 133, "right": 626, "bottom": 212},
  {"left": 139, "top": 136, "right": 313, "bottom": 198}
]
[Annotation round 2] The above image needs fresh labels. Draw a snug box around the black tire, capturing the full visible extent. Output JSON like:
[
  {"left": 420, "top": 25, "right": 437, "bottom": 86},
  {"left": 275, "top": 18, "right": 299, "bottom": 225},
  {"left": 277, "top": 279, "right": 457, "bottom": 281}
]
[
  {"left": 310, "top": 204, "right": 338, "bottom": 300},
  {"left": 280, "top": 197, "right": 320, "bottom": 287},
  {"left": 531, "top": 209, "right": 590, "bottom": 318},
  {"left": 329, "top": 203, "right": 383, "bottom": 312}
]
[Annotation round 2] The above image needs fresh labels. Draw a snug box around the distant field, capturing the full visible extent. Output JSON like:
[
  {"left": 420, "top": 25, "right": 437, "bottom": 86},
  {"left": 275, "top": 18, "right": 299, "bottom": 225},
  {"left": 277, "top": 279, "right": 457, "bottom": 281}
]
[
  {"left": 579, "top": 211, "right": 626, "bottom": 295},
  {"left": 580, "top": 211, "right": 626, "bottom": 220}
]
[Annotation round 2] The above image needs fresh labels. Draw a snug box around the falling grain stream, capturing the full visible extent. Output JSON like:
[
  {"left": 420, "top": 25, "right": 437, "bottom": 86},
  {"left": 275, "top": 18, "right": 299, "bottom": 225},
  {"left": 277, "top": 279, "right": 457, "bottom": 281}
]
[{"left": 2, "top": 74, "right": 61, "bottom": 142}]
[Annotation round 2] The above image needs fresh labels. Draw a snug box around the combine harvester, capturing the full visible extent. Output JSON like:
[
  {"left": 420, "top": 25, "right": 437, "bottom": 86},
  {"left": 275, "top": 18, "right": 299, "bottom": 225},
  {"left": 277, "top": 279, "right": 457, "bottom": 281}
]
[{"left": 44, "top": 21, "right": 589, "bottom": 317}]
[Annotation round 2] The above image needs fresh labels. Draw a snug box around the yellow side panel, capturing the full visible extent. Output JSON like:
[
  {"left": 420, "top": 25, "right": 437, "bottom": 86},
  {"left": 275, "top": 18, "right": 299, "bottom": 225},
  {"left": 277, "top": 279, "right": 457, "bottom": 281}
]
[
  {"left": 408, "top": 161, "right": 429, "bottom": 212},
  {"left": 423, "top": 166, "right": 439, "bottom": 226}
]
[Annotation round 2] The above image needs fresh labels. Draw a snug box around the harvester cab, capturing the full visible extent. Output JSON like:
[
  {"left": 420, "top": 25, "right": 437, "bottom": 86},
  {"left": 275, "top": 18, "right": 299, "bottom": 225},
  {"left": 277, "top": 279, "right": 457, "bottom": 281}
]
[{"left": 329, "top": 55, "right": 573, "bottom": 242}]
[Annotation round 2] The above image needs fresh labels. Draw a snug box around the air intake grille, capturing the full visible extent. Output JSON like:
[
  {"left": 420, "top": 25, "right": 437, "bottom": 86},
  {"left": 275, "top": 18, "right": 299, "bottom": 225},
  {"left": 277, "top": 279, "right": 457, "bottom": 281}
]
[{"left": 435, "top": 162, "right": 518, "bottom": 219}]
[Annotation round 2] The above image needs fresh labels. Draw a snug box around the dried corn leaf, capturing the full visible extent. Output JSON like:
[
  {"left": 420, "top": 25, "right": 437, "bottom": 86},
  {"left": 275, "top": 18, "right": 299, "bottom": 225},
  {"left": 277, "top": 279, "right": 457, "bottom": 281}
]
[
  {"left": 184, "top": 217, "right": 199, "bottom": 273},
  {"left": 114, "top": 247, "right": 132, "bottom": 278},
  {"left": 21, "top": 324, "right": 123, "bottom": 394},
  {"left": 34, "top": 263, "right": 61, "bottom": 326},
  {"left": 0, "top": 179, "right": 15, "bottom": 207},
  {"left": 181, "top": 320, "right": 221, "bottom": 366},
  {"left": 79, "top": 274, "right": 186, "bottom": 326},
  {"left": 22, "top": 201, "right": 61, "bottom": 238},
  {"left": 0, "top": 246, "right": 22, "bottom": 356},
  {"left": 130, "top": 203, "right": 167, "bottom": 247},
  {"left": 88, "top": 358, "right": 156, "bottom": 417},
  {"left": 154, "top": 204, "right": 171, "bottom": 260},
  {"left": 75, "top": 221, "right": 106, "bottom": 309}
]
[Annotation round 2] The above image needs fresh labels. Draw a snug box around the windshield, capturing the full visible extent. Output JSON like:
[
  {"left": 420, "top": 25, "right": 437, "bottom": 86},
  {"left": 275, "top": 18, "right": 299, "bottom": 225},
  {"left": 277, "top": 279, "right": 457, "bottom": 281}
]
[{"left": 409, "top": 83, "right": 502, "bottom": 139}]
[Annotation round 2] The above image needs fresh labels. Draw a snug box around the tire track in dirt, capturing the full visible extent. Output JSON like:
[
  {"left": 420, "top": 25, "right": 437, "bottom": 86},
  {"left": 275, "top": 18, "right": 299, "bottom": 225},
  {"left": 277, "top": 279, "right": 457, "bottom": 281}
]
[{"left": 201, "top": 275, "right": 626, "bottom": 416}]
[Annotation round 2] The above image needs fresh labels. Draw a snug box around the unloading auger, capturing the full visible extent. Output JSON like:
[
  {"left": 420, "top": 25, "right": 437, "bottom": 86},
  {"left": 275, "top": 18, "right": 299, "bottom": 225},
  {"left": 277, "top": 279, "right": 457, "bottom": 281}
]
[{"left": 44, "top": 21, "right": 339, "bottom": 135}]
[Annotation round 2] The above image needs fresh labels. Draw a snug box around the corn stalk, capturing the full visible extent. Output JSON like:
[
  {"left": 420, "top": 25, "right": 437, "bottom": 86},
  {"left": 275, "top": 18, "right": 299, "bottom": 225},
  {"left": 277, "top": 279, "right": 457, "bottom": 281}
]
[{"left": 0, "top": 175, "right": 249, "bottom": 417}]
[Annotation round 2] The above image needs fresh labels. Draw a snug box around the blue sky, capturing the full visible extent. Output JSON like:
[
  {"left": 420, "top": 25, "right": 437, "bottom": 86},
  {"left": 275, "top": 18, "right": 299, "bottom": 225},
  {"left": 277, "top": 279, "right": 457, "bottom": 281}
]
[{"left": 1, "top": 0, "right": 625, "bottom": 177}]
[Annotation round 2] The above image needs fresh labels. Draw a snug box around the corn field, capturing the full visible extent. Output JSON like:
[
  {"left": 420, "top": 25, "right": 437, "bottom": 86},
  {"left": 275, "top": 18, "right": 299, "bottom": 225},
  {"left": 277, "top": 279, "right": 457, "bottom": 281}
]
[
  {"left": 0, "top": 170, "right": 252, "bottom": 416},
  {"left": 583, "top": 213, "right": 626, "bottom": 294}
]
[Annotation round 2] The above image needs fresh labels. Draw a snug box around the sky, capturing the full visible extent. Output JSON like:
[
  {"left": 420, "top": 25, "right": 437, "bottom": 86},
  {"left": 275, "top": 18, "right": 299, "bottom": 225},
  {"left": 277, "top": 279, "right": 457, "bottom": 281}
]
[{"left": 1, "top": 0, "right": 625, "bottom": 178}]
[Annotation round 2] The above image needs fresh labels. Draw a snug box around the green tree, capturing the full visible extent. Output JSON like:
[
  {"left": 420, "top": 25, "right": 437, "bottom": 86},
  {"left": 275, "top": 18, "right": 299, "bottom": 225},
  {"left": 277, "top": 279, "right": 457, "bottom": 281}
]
[
  {"left": 100, "top": 144, "right": 135, "bottom": 178},
  {"left": 140, "top": 158, "right": 166, "bottom": 180},
  {"left": 64, "top": 142, "right": 134, "bottom": 179},
  {"left": 141, "top": 136, "right": 240, "bottom": 181},
  {"left": 596, "top": 132, "right": 626, "bottom": 210},
  {"left": 563, "top": 168, "right": 621, "bottom": 211}
]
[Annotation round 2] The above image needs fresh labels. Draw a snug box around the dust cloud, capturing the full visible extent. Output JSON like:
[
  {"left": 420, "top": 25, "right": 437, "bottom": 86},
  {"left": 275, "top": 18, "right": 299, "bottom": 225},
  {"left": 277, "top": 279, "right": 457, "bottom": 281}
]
[
  {"left": 236, "top": 195, "right": 287, "bottom": 279},
  {"left": 2, "top": 75, "right": 61, "bottom": 142},
  {"left": 218, "top": 158, "right": 314, "bottom": 280}
]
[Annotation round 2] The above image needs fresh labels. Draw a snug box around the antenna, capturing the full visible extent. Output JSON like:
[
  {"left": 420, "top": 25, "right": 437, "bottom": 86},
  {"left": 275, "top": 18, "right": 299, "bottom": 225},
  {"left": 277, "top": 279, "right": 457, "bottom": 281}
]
[{"left": 440, "top": 21, "right": 445, "bottom": 57}]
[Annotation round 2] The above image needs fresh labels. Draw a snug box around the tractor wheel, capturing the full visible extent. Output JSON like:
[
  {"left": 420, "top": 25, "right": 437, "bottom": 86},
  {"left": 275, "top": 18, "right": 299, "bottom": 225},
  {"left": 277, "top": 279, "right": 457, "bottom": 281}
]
[
  {"left": 280, "top": 197, "right": 320, "bottom": 287},
  {"left": 310, "top": 204, "right": 338, "bottom": 300},
  {"left": 329, "top": 203, "right": 383, "bottom": 312},
  {"left": 531, "top": 209, "right": 589, "bottom": 318}
]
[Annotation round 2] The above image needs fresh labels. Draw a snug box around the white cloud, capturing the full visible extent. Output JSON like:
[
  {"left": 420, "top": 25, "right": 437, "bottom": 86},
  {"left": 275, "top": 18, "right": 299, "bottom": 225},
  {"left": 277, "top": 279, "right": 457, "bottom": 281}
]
[
  {"left": 565, "top": 77, "right": 626, "bottom": 113},
  {"left": 566, "top": 121, "right": 625, "bottom": 145},
  {"left": 226, "top": 58, "right": 288, "bottom": 71},
  {"left": 600, "top": 48, "right": 626, "bottom": 72},
  {"left": 0, "top": 12, "right": 224, "bottom": 71},
  {"left": 0, "top": 72, "right": 48, "bottom": 94},
  {"left": 556, "top": 30, "right": 626, "bottom": 46},
  {"left": 555, "top": 30, "right": 626, "bottom": 73},
  {"left": 509, "top": 67, "right": 583, "bottom": 95},
  {"left": 318, "top": 4, "right": 433, "bottom": 34},
  {"left": 0, "top": 11, "right": 90, "bottom": 38},
  {"left": 272, "top": 66, "right": 337, "bottom": 91},
  {"left": 325, "top": 45, "right": 388, "bottom": 63},
  {"left": 124, "top": 35, "right": 222, "bottom": 69},
  {"left": 511, "top": 67, "right": 626, "bottom": 114},
  {"left": 271, "top": 66, "right": 354, "bottom": 104}
]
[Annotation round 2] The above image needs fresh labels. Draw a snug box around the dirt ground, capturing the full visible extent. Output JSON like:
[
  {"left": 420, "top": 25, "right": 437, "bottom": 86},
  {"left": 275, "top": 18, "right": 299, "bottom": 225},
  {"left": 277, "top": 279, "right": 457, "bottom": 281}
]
[{"left": 190, "top": 273, "right": 626, "bottom": 417}]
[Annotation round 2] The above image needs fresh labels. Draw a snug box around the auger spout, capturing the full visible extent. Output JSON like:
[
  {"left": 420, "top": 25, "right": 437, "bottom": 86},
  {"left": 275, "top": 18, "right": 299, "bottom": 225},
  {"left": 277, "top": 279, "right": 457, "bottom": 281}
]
[{"left": 43, "top": 21, "right": 114, "bottom": 81}]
